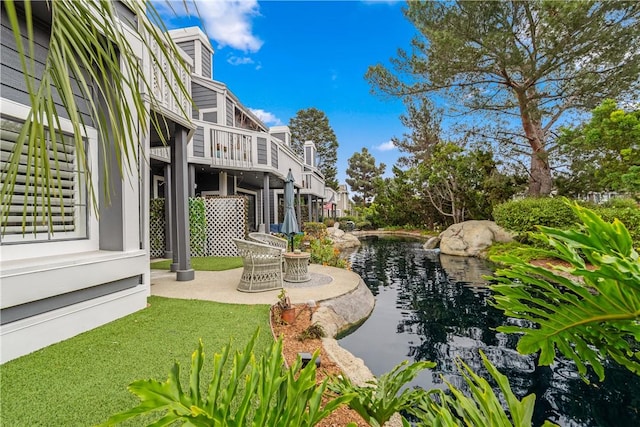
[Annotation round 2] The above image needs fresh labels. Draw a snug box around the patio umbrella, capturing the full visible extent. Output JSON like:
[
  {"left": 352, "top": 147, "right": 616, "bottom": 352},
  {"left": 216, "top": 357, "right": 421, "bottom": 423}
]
[{"left": 280, "top": 169, "right": 299, "bottom": 252}]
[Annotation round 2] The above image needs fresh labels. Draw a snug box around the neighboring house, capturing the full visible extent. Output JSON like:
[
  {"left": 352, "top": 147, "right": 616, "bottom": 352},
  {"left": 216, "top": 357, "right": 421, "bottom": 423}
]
[
  {"left": 335, "top": 184, "right": 353, "bottom": 217},
  {"left": 150, "top": 27, "right": 327, "bottom": 240},
  {"left": 0, "top": 4, "right": 194, "bottom": 362}
]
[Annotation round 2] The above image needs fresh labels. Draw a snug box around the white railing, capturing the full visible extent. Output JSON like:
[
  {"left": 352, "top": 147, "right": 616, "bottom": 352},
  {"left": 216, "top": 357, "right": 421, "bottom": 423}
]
[
  {"left": 210, "top": 127, "right": 255, "bottom": 168},
  {"left": 302, "top": 170, "right": 325, "bottom": 196},
  {"left": 150, "top": 146, "right": 170, "bottom": 161},
  {"left": 149, "top": 36, "right": 192, "bottom": 119}
]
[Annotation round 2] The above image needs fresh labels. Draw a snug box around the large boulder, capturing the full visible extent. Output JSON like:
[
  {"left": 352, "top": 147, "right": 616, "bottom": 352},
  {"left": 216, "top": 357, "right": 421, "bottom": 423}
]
[
  {"left": 439, "top": 220, "right": 513, "bottom": 257},
  {"left": 327, "top": 223, "right": 361, "bottom": 250}
]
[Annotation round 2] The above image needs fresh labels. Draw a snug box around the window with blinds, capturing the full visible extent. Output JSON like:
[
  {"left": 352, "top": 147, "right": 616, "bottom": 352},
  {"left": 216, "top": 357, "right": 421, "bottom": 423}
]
[{"left": 1, "top": 117, "right": 87, "bottom": 242}]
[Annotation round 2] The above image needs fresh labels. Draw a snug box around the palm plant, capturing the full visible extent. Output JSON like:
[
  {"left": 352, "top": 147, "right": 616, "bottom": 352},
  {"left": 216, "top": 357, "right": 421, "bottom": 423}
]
[{"left": 1, "top": 0, "right": 191, "bottom": 233}]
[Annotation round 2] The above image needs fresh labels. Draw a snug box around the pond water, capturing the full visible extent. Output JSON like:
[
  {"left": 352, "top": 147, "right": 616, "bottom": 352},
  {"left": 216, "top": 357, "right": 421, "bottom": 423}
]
[{"left": 339, "top": 235, "right": 640, "bottom": 427}]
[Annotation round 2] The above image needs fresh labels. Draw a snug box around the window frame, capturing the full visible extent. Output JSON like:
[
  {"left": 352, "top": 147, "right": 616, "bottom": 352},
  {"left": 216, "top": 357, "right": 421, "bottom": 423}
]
[{"left": 1, "top": 99, "right": 96, "bottom": 245}]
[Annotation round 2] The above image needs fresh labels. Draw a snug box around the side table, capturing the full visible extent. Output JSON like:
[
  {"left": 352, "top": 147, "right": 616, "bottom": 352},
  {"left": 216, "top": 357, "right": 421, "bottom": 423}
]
[{"left": 283, "top": 251, "right": 311, "bottom": 282}]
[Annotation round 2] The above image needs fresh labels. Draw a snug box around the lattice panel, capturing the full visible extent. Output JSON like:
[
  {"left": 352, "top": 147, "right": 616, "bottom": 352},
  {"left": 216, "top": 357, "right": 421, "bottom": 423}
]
[
  {"left": 149, "top": 198, "right": 165, "bottom": 259},
  {"left": 189, "top": 198, "right": 206, "bottom": 257},
  {"left": 205, "top": 196, "right": 248, "bottom": 256}
]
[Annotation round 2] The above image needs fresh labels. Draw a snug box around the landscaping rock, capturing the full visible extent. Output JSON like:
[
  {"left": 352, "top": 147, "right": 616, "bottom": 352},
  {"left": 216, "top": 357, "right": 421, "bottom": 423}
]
[
  {"left": 439, "top": 220, "right": 513, "bottom": 257},
  {"left": 423, "top": 236, "right": 441, "bottom": 250},
  {"left": 439, "top": 254, "right": 494, "bottom": 286},
  {"left": 327, "top": 223, "right": 361, "bottom": 250}
]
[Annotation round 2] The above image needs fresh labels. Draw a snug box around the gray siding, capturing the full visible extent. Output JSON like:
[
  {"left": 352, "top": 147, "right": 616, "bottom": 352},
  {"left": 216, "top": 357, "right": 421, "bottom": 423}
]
[
  {"left": 257, "top": 137, "right": 267, "bottom": 165},
  {"left": 193, "top": 126, "right": 204, "bottom": 157},
  {"left": 226, "top": 98, "right": 234, "bottom": 126},
  {"left": 271, "top": 142, "right": 278, "bottom": 169},
  {"left": 272, "top": 132, "right": 286, "bottom": 143},
  {"left": 202, "top": 48, "right": 212, "bottom": 78},
  {"left": 1, "top": 276, "right": 141, "bottom": 325},
  {"left": 191, "top": 81, "right": 217, "bottom": 119},
  {"left": 1, "top": 10, "right": 92, "bottom": 125},
  {"left": 115, "top": 1, "right": 137, "bottom": 28},
  {"left": 176, "top": 40, "right": 195, "bottom": 63},
  {"left": 203, "top": 112, "right": 217, "bottom": 123}
]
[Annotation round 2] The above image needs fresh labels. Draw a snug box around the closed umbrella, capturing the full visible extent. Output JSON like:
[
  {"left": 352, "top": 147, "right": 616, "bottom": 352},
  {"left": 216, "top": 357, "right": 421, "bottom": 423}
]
[{"left": 280, "top": 169, "right": 299, "bottom": 252}]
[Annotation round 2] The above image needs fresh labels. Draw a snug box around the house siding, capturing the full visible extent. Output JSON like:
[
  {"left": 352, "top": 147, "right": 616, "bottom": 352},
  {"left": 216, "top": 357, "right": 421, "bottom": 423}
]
[
  {"left": 1, "top": 11, "right": 92, "bottom": 125},
  {"left": 1, "top": 275, "right": 141, "bottom": 325},
  {"left": 272, "top": 132, "right": 286, "bottom": 143},
  {"left": 226, "top": 98, "right": 234, "bottom": 126},
  {"left": 193, "top": 126, "right": 204, "bottom": 157},
  {"left": 201, "top": 48, "right": 211, "bottom": 79},
  {"left": 257, "top": 137, "right": 267, "bottom": 165},
  {"left": 202, "top": 112, "right": 217, "bottom": 123},
  {"left": 271, "top": 141, "right": 278, "bottom": 169},
  {"left": 191, "top": 81, "right": 217, "bottom": 119},
  {"left": 176, "top": 40, "right": 195, "bottom": 63}
]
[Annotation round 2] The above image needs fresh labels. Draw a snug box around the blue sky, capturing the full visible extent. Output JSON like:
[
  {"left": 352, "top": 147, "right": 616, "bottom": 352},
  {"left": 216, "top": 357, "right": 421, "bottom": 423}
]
[{"left": 158, "top": 0, "right": 417, "bottom": 184}]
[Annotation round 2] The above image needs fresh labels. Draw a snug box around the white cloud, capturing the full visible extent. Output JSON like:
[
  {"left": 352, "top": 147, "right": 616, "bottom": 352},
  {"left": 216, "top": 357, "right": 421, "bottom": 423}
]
[
  {"left": 376, "top": 140, "right": 396, "bottom": 151},
  {"left": 227, "top": 56, "right": 255, "bottom": 66},
  {"left": 158, "top": 0, "right": 263, "bottom": 52},
  {"left": 249, "top": 108, "right": 282, "bottom": 126}
]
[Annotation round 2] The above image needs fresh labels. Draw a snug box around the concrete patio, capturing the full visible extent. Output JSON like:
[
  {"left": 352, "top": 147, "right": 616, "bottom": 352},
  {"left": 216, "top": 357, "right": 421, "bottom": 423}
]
[{"left": 150, "top": 263, "right": 362, "bottom": 305}]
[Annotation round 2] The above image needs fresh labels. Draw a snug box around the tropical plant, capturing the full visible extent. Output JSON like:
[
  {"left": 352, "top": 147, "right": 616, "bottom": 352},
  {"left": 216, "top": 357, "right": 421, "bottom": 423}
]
[
  {"left": 330, "top": 360, "right": 435, "bottom": 427},
  {"left": 100, "top": 331, "right": 355, "bottom": 426},
  {"left": 1, "top": 0, "right": 191, "bottom": 232},
  {"left": 330, "top": 353, "right": 551, "bottom": 427},
  {"left": 491, "top": 202, "right": 640, "bottom": 381},
  {"left": 416, "top": 352, "right": 556, "bottom": 427}
]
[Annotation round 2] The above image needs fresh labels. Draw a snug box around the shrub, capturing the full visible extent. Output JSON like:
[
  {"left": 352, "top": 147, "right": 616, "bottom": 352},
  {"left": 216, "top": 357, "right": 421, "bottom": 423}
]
[
  {"left": 493, "top": 197, "right": 579, "bottom": 234},
  {"left": 595, "top": 205, "right": 640, "bottom": 246},
  {"left": 297, "top": 324, "right": 326, "bottom": 341},
  {"left": 323, "top": 217, "right": 336, "bottom": 228},
  {"left": 309, "top": 237, "right": 346, "bottom": 268},
  {"left": 337, "top": 216, "right": 357, "bottom": 230},
  {"left": 600, "top": 197, "right": 638, "bottom": 209},
  {"left": 355, "top": 220, "right": 374, "bottom": 230},
  {"left": 303, "top": 222, "right": 327, "bottom": 239}
]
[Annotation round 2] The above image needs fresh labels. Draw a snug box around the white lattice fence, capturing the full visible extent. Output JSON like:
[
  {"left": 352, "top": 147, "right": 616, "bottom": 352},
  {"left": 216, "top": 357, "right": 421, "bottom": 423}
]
[
  {"left": 149, "top": 198, "right": 165, "bottom": 258},
  {"left": 205, "top": 196, "right": 248, "bottom": 256}
]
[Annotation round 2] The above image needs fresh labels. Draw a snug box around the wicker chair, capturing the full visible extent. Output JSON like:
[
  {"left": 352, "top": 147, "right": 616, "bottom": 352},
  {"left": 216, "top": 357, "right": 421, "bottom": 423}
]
[
  {"left": 233, "top": 239, "right": 283, "bottom": 292},
  {"left": 248, "top": 232, "right": 288, "bottom": 252}
]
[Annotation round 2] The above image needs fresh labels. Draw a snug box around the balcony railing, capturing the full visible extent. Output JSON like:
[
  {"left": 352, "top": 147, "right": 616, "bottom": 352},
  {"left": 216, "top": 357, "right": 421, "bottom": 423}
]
[
  {"left": 149, "top": 36, "right": 192, "bottom": 120},
  {"left": 211, "top": 127, "right": 254, "bottom": 168}
]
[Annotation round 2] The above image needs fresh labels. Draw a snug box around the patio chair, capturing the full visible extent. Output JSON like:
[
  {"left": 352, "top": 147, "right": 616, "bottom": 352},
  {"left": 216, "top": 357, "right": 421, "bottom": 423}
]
[
  {"left": 248, "top": 232, "right": 288, "bottom": 252},
  {"left": 233, "top": 238, "right": 283, "bottom": 292}
]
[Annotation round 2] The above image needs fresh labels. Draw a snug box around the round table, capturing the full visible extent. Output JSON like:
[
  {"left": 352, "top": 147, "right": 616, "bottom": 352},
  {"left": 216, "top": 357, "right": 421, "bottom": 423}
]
[{"left": 283, "top": 252, "right": 311, "bottom": 282}]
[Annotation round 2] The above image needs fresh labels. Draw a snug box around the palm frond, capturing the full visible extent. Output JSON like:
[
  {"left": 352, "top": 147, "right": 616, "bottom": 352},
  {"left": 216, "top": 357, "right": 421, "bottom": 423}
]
[{"left": 1, "top": 0, "right": 192, "bottom": 234}]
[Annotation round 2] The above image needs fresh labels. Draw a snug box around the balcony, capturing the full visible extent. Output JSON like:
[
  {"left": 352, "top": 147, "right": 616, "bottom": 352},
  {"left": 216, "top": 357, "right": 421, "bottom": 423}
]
[{"left": 148, "top": 35, "right": 192, "bottom": 125}]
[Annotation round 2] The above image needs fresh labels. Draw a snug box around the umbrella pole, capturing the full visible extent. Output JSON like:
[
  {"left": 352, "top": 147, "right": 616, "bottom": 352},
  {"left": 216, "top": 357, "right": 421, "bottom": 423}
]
[{"left": 289, "top": 235, "right": 294, "bottom": 252}]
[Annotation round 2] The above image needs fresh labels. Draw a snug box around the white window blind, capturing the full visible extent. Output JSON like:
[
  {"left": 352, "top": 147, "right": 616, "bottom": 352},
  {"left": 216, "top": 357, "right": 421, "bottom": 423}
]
[{"left": 1, "top": 117, "right": 87, "bottom": 241}]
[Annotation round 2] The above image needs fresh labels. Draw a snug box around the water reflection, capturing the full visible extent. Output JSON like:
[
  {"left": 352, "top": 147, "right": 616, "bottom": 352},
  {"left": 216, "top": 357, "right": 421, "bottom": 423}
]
[{"left": 339, "top": 235, "right": 640, "bottom": 427}]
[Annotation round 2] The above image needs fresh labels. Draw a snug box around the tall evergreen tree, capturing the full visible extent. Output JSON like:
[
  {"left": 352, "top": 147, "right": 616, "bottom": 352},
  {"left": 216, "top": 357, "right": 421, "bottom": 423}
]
[
  {"left": 346, "top": 148, "right": 385, "bottom": 207},
  {"left": 288, "top": 108, "right": 339, "bottom": 189},
  {"left": 392, "top": 95, "right": 442, "bottom": 168},
  {"left": 367, "top": 1, "right": 640, "bottom": 196}
]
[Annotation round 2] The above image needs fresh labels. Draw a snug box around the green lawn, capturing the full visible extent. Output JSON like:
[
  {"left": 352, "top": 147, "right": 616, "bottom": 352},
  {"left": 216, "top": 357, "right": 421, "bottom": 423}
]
[
  {"left": 150, "top": 256, "right": 243, "bottom": 271},
  {"left": 0, "top": 296, "right": 271, "bottom": 426}
]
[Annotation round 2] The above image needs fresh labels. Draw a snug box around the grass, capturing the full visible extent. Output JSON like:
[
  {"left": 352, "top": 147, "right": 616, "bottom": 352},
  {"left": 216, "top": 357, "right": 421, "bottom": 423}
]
[
  {"left": 0, "top": 296, "right": 271, "bottom": 426},
  {"left": 150, "top": 256, "right": 243, "bottom": 271},
  {"left": 486, "top": 241, "right": 552, "bottom": 263}
]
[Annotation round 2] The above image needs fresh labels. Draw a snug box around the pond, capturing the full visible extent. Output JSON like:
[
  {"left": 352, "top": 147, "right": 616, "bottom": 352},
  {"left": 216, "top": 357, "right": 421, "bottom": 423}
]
[{"left": 339, "top": 235, "right": 640, "bottom": 427}]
